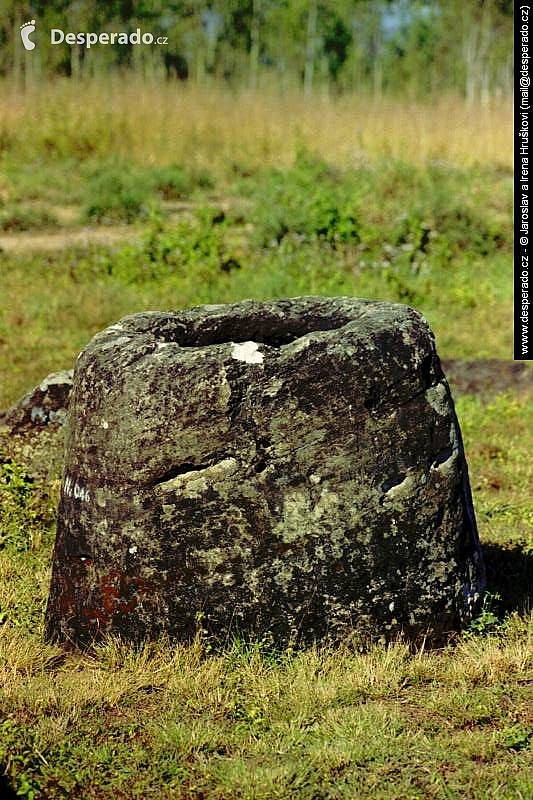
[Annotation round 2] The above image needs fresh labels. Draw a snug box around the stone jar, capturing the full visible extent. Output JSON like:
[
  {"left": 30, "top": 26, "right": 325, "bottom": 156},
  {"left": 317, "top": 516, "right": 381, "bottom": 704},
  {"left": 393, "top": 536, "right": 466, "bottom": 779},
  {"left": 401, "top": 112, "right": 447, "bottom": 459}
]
[{"left": 45, "top": 297, "right": 485, "bottom": 648}]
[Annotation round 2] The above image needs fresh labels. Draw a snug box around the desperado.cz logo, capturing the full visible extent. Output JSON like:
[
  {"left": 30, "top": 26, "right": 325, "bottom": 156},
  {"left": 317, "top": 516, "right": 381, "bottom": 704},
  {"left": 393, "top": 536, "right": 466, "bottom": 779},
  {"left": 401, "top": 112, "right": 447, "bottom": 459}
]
[
  {"left": 20, "top": 19, "right": 36, "bottom": 50},
  {"left": 19, "top": 18, "right": 167, "bottom": 51},
  {"left": 51, "top": 28, "right": 168, "bottom": 47}
]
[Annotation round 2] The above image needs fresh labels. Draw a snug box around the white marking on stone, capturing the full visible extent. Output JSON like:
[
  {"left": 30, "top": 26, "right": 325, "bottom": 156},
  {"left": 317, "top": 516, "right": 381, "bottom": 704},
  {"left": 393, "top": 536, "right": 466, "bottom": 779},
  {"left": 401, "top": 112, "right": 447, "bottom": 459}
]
[
  {"left": 389, "top": 601, "right": 395, "bottom": 612},
  {"left": 63, "top": 475, "right": 90, "bottom": 503},
  {"left": 231, "top": 341, "right": 264, "bottom": 364},
  {"left": 129, "top": 545, "right": 138, "bottom": 555},
  {"left": 101, "top": 420, "right": 109, "bottom": 429}
]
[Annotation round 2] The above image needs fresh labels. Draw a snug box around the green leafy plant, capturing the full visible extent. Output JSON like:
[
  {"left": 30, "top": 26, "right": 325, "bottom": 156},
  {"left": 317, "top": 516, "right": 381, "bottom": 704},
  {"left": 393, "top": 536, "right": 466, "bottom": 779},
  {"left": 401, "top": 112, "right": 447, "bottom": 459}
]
[
  {"left": 0, "top": 458, "right": 56, "bottom": 558},
  {"left": 465, "top": 592, "right": 503, "bottom": 637}
]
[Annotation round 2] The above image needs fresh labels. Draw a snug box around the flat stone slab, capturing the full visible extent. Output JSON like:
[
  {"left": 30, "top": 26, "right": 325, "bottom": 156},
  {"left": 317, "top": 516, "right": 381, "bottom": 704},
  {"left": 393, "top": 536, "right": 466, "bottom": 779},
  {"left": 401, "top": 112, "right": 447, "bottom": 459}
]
[{"left": 45, "top": 297, "right": 485, "bottom": 648}]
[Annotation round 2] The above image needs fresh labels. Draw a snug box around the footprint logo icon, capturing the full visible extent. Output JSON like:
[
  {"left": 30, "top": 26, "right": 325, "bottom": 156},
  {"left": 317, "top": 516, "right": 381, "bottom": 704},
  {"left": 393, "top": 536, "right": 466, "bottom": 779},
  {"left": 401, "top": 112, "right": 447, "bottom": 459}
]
[{"left": 20, "top": 20, "right": 36, "bottom": 51}]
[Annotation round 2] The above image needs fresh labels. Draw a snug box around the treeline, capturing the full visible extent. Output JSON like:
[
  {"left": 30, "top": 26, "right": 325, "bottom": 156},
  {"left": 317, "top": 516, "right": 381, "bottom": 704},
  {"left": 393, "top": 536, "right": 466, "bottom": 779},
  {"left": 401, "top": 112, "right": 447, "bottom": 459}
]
[{"left": 2, "top": 1, "right": 513, "bottom": 101}]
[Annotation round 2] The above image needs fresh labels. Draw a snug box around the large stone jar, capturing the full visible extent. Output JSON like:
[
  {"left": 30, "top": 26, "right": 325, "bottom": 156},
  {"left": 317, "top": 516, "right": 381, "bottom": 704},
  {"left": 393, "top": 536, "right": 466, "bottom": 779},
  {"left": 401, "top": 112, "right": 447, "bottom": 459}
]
[{"left": 45, "top": 297, "right": 485, "bottom": 648}]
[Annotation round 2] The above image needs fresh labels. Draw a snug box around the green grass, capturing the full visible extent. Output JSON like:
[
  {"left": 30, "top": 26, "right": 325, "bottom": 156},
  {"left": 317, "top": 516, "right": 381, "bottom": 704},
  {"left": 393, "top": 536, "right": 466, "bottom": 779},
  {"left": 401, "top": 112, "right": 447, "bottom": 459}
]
[
  {"left": 1, "top": 619, "right": 532, "bottom": 800},
  {"left": 0, "top": 86, "right": 530, "bottom": 798}
]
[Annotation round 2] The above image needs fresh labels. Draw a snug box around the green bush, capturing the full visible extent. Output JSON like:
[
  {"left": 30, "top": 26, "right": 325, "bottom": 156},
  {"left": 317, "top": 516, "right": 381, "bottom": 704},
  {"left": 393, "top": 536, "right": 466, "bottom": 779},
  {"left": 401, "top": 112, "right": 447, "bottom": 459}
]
[
  {"left": 104, "top": 208, "right": 230, "bottom": 284},
  {"left": 85, "top": 167, "right": 154, "bottom": 223},
  {"left": 0, "top": 205, "right": 59, "bottom": 232},
  {"left": 0, "top": 456, "right": 56, "bottom": 557},
  {"left": 84, "top": 163, "right": 215, "bottom": 223},
  {"left": 241, "top": 152, "right": 360, "bottom": 246},
  {"left": 150, "top": 164, "right": 213, "bottom": 200}
]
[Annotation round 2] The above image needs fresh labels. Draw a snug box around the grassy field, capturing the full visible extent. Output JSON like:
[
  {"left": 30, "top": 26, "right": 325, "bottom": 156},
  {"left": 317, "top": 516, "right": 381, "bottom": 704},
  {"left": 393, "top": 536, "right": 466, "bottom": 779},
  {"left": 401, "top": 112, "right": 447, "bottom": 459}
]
[{"left": 0, "top": 80, "right": 531, "bottom": 799}]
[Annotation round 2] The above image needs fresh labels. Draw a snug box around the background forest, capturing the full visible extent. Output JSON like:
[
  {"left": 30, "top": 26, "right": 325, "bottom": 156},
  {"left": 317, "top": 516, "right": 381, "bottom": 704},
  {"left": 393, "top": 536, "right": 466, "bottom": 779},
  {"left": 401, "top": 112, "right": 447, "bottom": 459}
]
[{"left": 1, "top": 0, "right": 514, "bottom": 102}]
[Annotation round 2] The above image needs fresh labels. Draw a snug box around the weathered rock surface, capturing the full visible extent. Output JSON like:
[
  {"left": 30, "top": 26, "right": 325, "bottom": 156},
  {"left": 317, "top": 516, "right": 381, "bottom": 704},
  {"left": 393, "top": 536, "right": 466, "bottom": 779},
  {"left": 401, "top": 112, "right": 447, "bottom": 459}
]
[
  {"left": 0, "top": 370, "right": 73, "bottom": 481},
  {"left": 1, "top": 370, "right": 73, "bottom": 431},
  {"left": 45, "top": 297, "right": 485, "bottom": 648}
]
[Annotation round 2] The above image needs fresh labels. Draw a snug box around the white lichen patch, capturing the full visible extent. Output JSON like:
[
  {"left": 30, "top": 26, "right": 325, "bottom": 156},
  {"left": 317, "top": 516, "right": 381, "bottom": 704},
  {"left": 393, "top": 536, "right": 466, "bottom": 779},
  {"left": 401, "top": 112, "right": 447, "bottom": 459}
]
[
  {"left": 101, "top": 419, "right": 109, "bottom": 429},
  {"left": 246, "top": 567, "right": 265, "bottom": 599},
  {"left": 231, "top": 341, "right": 264, "bottom": 364},
  {"left": 449, "top": 422, "right": 459, "bottom": 449},
  {"left": 264, "top": 377, "right": 284, "bottom": 397},
  {"left": 191, "top": 546, "right": 226, "bottom": 569},
  {"left": 286, "top": 334, "right": 312, "bottom": 355},
  {"left": 272, "top": 491, "right": 312, "bottom": 543},
  {"left": 270, "top": 557, "right": 306, "bottom": 591},
  {"left": 312, "top": 488, "right": 340, "bottom": 520},
  {"left": 162, "top": 504, "right": 175, "bottom": 519},
  {"left": 30, "top": 406, "right": 47, "bottom": 423},
  {"left": 39, "top": 372, "right": 73, "bottom": 391},
  {"left": 425, "top": 382, "right": 450, "bottom": 417},
  {"left": 156, "top": 458, "right": 239, "bottom": 499},
  {"left": 271, "top": 487, "right": 348, "bottom": 557},
  {"left": 101, "top": 336, "right": 132, "bottom": 351},
  {"left": 95, "top": 487, "right": 107, "bottom": 508},
  {"left": 328, "top": 525, "right": 353, "bottom": 559},
  {"left": 381, "top": 471, "right": 418, "bottom": 507},
  {"left": 218, "top": 366, "right": 232, "bottom": 406}
]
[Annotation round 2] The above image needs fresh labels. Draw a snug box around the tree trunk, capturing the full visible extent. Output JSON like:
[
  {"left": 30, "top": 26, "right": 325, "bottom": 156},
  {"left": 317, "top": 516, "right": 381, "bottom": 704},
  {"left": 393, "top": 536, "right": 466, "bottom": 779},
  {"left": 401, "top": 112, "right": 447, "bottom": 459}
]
[
  {"left": 13, "top": 5, "right": 23, "bottom": 89},
  {"left": 71, "top": 44, "right": 81, "bottom": 81},
  {"left": 249, "top": 0, "right": 261, "bottom": 90},
  {"left": 304, "top": 0, "right": 318, "bottom": 97}
]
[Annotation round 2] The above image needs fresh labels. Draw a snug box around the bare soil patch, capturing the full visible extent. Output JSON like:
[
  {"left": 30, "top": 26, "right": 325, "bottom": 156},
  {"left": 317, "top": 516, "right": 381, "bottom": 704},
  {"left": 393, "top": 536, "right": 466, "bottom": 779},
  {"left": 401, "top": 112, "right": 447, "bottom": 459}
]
[
  {"left": 442, "top": 360, "right": 533, "bottom": 398},
  {"left": 0, "top": 225, "right": 142, "bottom": 253}
]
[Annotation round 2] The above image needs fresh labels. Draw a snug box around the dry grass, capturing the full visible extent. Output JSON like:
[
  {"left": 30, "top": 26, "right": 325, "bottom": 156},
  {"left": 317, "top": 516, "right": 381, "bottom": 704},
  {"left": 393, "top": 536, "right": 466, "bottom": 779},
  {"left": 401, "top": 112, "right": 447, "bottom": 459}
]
[
  {"left": 0, "top": 79, "right": 513, "bottom": 174},
  {"left": 1, "top": 619, "right": 531, "bottom": 799}
]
